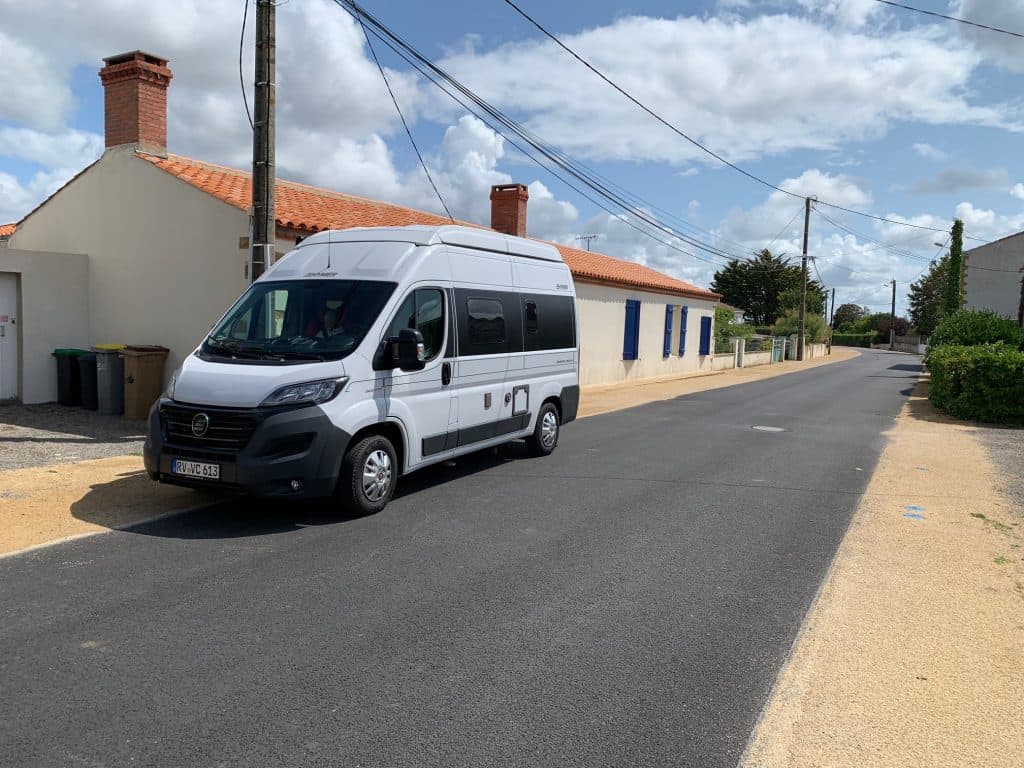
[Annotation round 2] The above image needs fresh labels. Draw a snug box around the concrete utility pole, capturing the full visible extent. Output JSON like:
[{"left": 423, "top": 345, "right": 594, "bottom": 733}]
[
  {"left": 889, "top": 278, "right": 897, "bottom": 350},
  {"left": 797, "top": 196, "right": 811, "bottom": 361},
  {"left": 250, "top": 0, "right": 276, "bottom": 283},
  {"left": 829, "top": 287, "right": 836, "bottom": 327}
]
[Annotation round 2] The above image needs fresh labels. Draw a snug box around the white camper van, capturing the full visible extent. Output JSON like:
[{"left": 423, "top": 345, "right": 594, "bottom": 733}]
[{"left": 144, "top": 225, "right": 579, "bottom": 514}]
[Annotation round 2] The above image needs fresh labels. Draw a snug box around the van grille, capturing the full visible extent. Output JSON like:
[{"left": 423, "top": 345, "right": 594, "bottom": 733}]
[{"left": 161, "top": 404, "right": 258, "bottom": 452}]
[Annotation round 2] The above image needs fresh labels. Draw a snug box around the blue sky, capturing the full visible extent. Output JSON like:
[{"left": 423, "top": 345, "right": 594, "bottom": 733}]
[{"left": 3, "top": 0, "right": 1024, "bottom": 315}]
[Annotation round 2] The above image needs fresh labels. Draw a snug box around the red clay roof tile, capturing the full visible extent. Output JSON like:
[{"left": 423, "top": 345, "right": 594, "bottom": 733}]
[
  {"left": 142, "top": 154, "right": 718, "bottom": 300},
  {"left": 0, "top": 223, "right": 16, "bottom": 237}
]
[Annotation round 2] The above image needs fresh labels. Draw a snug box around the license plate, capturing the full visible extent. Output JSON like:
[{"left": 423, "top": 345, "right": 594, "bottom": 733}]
[{"left": 171, "top": 459, "right": 220, "bottom": 480}]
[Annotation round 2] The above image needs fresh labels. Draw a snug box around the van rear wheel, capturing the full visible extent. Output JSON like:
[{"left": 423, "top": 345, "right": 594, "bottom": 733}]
[
  {"left": 339, "top": 434, "right": 397, "bottom": 515},
  {"left": 526, "top": 403, "right": 560, "bottom": 457}
]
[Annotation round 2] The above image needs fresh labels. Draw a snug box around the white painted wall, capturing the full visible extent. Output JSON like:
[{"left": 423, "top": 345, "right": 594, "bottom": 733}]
[
  {"left": 576, "top": 282, "right": 717, "bottom": 386},
  {"left": 0, "top": 249, "right": 89, "bottom": 403},
  {"left": 964, "top": 235, "right": 1024, "bottom": 323},
  {"left": 10, "top": 148, "right": 252, "bottom": 384}
]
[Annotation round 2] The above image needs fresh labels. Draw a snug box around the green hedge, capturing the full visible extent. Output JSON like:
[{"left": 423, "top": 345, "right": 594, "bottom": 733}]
[
  {"left": 929, "top": 309, "right": 1024, "bottom": 349},
  {"left": 831, "top": 332, "right": 878, "bottom": 347},
  {"left": 927, "top": 344, "right": 1024, "bottom": 424}
]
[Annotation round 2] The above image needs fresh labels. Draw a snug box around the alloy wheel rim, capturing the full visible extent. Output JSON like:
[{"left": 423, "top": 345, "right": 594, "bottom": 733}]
[
  {"left": 540, "top": 411, "right": 558, "bottom": 448},
  {"left": 362, "top": 449, "right": 392, "bottom": 501}
]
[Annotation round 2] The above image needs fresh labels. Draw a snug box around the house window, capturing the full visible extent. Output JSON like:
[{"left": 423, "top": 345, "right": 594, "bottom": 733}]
[
  {"left": 623, "top": 299, "right": 641, "bottom": 360},
  {"left": 663, "top": 305, "right": 673, "bottom": 357},
  {"left": 699, "top": 315, "right": 712, "bottom": 356},
  {"left": 678, "top": 306, "right": 688, "bottom": 356}
]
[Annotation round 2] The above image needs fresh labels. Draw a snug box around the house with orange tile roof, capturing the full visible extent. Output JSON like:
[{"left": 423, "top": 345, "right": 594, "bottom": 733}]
[{"left": 1, "top": 51, "right": 719, "bottom": 404}]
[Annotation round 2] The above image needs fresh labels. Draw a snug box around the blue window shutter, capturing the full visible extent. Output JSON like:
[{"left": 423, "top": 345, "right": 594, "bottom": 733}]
[
  {"left": 699, "top": 315, "right": 712, "bottom": 356},
  {"left": 623, "top": 299, "right": 640, "bottom": 360},
  {"left": 663, "top": 305, "right": 673, "bottom": 357},
  {"left": 678, "top": 306, "right": 688, "bottom": 356}
]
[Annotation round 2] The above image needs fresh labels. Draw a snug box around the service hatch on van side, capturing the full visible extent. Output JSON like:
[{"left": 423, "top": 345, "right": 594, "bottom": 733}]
[{"left": 144, "top": 225, "right": 580, "bottom": 514}]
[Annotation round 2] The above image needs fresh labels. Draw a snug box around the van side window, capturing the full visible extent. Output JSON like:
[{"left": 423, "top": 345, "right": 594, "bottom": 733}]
[
  {"left": 467, "top": 298, "right": 505, "bottom": 345},
  {"left": 524, "top": 300, "right": 539, "bottom": 335},
  {"left": 385, "top": 288, "right": 445, "bottom": 361}
]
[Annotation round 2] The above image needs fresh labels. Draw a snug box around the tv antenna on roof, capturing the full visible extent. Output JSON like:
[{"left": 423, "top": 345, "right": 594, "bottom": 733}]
[{"left": 574, "top": 234, "right": 601, "bottom": 251}]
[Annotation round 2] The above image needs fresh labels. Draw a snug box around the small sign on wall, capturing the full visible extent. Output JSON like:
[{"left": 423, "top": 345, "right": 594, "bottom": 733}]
[{"left": 0, "top": 315, "right": 9, "bottom": 323}]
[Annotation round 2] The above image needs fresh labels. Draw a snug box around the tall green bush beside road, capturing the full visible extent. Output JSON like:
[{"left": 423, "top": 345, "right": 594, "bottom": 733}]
[
  {"left": 928, "top": 309, "right": 1024, "bottom": 351},
  {"left": 927, "top": 345, "right": 1024, "bottom": 424}
]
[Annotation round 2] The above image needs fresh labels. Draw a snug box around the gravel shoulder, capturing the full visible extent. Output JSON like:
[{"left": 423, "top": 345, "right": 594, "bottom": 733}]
[
  {"left": 0, "top": 403, "right": 145, "bottom": 472},
  {"left": 741, "top": 380, "right": 1024, "bottom": 768}
]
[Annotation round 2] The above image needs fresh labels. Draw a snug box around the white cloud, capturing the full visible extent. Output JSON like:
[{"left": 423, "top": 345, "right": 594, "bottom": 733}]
[
  {"left": 953, "top": 1, "right": 1024, "bottom": 73},
  {"left": 912, "top": 143, "right": 948, "bottom": 161},
  {"left": 438, "top": 11, "right": 1016, "bottom": 166},
  {"left": 0, "top": 127, "right": 103, "bottom": 169},
  {"left": 678, "top": 168, "right": 700, "bottom": 177},
  {"left": 0, "top": 167, "right": 80, "bottom": 224},
  {"left": 1011, "top": 183, "right": 1024, "bottom": 200},
  {"left": 909, "top": 167, "right": 1009, "bottom": 195}
]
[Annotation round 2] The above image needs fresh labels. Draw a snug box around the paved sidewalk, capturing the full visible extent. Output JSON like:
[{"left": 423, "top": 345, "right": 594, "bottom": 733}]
[
  {"left": 0, "top": 348, "right": 861, "bottom": 556},
  {"left": 742, "top": 381, "right": 1024, "bottom": 768}
]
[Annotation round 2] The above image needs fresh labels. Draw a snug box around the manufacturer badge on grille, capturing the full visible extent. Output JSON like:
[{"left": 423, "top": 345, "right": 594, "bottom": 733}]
[{"left": 191, "top": 413, "right": 210, "bottom": 437}]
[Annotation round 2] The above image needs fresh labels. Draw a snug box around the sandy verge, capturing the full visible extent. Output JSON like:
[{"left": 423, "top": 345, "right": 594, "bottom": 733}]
[
  {"left": 742, "top": 382, "right": 1024, "bottom": 768},
  {"left": 0, "top": 456, "right": 215, "bottom": 556}
]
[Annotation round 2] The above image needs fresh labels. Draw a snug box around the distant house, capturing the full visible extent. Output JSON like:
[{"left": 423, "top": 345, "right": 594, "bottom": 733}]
[
  {"left": 964, "top": 231, "right": 1024, "bottom": 327},
  {"left": 1, "top": 51, "right": 719, "bottom": 404},
  {"left": 719, "top": 303, "right": 745, "bottom": 324}
]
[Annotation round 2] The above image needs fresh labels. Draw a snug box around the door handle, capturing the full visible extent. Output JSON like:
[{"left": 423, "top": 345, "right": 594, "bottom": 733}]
[{"left": 442, "top": 362, "right": 452, "bottom": 386}]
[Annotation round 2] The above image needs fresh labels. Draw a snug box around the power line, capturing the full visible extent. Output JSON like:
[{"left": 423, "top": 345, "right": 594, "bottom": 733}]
[
  {"left": 500, "top": 0, "right": 799, "bottom": 199},
  {"left": 239, "top": 0, "right": 253, "bottom": 130},
  {"left": 355, "top": 12, "right": 453, "bottom": 221},
  {"left": 765, "top": 203, "right": 809, "bottom": 253},
  {"left": 499, "top": 0, "right": 976, "bottom": 238},
  {"left": 335, "top": 1, "right": 747, "bottom": 267},
  {"left": 873, "top": 0, "right": 1024, "bottom": 39}
]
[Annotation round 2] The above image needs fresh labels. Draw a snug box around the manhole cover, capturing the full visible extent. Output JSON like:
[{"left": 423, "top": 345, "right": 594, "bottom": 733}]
[{"left": 752, "top": 425, "right": 787, "bottom": 432}]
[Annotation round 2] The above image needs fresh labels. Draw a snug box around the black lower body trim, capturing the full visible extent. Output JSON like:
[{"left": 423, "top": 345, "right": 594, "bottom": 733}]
[
  {"left": 560, "top": 384, "right": 580, "bottom": 424},
  {"left": 422, "top": 413, "right": 530, "bottom": 456}
]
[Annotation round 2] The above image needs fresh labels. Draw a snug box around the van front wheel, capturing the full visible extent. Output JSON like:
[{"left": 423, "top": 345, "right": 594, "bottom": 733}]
[
  {"left": 526, "top": 403, "right": 560, "bottom": 457},
  {"left": 339, "top": 434, "right": 397, "bottom": 515}
]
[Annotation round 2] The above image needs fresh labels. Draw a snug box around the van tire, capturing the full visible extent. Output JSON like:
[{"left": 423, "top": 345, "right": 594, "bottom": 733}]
[
  {"left": 338, "top": 434, "right": 397, "bottom": 515},
  {"left": 526, "top": 402, "right": 560, "bottom": 457}
]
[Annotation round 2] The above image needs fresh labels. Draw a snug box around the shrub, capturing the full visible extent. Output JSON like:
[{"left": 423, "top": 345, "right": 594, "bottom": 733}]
[
  {"left": 770, "top": 309, "right": 829, "bottom": 343},
  {"left": 830, "top": 332, "right": 878, "bottom": 347},
  {"left": 929, "top": 309, "right": 1024, "bottom": 349},
  {"left": 927, "top": 344, "right": 1024, "bottom": 424}
]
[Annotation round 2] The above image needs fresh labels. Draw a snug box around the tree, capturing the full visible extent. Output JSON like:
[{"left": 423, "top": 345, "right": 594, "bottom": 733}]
[
  {"left": 771, "top": 309, "right": 829, "bottom": 343},
  {"left": 942, "top": 219, "right": 964, "bottom": 316},
  {"left": 778, "top": 287, "right": 826, "bottom": 318},
  {"left": 908, "top": 255, "right": 950, "bottom": 336},
  {"left": 710, "top": 249, "right": 824, "bottom": 327},
  {"left": 714, "top": 305, "right": 753, "bottom": 346},
  {"left": 832, "top": 303, "right": 869, "bottom": 330}
]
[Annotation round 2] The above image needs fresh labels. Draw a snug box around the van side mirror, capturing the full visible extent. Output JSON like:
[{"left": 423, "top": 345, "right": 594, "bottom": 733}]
[
  {"left": 372, "top": 329, "right": 427, "bottom": 371},
  {"left": 394, "top": 329, "right": 426, "bottom": 371}
]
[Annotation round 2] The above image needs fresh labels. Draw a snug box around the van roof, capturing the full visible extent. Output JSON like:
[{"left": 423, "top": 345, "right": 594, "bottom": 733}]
[{"left": 294, "top": 225, "right": 564, "bottom": 263}]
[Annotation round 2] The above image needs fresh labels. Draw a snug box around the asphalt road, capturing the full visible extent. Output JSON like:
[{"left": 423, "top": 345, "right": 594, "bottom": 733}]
[{"left": 1, "top": 350, "right": 920, "bottom": 768}]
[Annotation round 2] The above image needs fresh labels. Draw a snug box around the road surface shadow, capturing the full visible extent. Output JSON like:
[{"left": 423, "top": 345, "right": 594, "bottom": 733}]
[{"left": 71, "top": 441, "right": 533, "bottom": 541}]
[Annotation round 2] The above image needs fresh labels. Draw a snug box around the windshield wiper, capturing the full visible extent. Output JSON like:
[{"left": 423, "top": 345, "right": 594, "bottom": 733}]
[{"left": 276, "top": 351, "right": 329, "bottom": 361}]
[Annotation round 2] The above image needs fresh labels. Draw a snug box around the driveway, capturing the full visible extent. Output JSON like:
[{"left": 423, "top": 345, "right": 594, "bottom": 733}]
[{"left": 0, "top": 350, "right": 916, "bottom": 767}]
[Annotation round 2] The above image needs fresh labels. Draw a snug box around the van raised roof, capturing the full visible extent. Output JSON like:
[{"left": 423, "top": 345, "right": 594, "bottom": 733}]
[{"left": 296, "top": 225, "right": 564, "bottom": 263}]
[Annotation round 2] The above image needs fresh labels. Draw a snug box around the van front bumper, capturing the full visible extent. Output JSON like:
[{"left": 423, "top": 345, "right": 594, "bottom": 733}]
[{"left": 143, "top": 399, "right": 350, "bottom": 498}]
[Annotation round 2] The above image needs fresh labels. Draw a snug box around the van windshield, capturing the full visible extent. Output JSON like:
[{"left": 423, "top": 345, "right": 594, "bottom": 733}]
[{"left": 203, "top": 279, "right": 396, "bottom": 363}]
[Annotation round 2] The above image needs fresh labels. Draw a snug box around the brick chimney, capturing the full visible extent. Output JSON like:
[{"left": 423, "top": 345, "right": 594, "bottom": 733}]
[
  {"left": 98, "top": 51, "right": 172, "bottom": 155},
  {"left": 490, "top": 183, "right": 529, "bottom": 238}
]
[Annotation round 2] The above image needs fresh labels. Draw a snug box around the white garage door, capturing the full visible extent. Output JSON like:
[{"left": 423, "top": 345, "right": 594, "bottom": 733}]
[{"left": 0, "top": 273, "right": 18, "bottom": 400}]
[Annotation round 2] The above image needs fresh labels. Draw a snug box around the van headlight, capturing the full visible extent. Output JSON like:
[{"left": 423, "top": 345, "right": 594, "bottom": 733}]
[
  {"left": 260, "top": 377, "right": 349, "bottom": 407},
  {"left": 164, "top": 368, "right": 180, "bottom": 400}
]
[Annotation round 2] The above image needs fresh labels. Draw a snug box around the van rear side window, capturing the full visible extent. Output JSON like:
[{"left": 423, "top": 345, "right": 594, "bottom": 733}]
[{"left": 467, "top": 298, "right": 505, "bottom": 345}]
